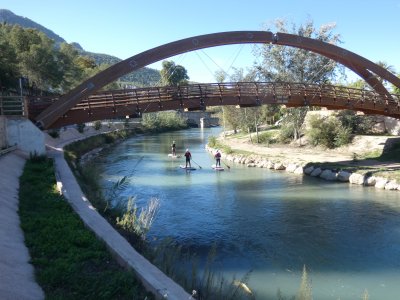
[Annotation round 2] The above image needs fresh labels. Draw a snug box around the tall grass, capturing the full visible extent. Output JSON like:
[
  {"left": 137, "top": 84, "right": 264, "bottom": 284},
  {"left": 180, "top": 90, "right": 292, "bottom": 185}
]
[{"left": 116, "top": 197, "right": 160, "bottom": 240}]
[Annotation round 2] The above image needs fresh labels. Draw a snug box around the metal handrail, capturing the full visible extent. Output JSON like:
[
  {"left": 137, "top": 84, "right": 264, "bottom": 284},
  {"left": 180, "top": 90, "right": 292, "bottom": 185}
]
[{"left": 0, "top": 96, "right": 25, "bottom": 116}]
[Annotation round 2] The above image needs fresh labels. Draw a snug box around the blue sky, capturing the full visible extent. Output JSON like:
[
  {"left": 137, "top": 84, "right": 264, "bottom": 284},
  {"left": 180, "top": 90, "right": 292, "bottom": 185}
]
[{"left": 2, "top": 0, "right": 400, "bottom": 83}]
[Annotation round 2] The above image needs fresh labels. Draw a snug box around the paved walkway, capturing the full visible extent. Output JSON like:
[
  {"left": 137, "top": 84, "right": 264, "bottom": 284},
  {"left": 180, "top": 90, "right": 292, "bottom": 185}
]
[{"left": 0, "top": 151, "right": 44, "bottom": 300}]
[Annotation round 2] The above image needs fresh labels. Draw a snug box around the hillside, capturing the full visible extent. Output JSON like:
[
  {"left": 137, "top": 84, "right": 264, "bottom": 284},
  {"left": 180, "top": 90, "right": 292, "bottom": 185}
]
[{"left": 0, "top": 9, "right": 161, "bottom": 86}]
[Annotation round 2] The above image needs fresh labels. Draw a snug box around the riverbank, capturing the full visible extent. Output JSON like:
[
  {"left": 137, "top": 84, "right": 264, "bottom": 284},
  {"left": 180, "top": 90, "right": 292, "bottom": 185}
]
[{"left": 208, "top": 133, "right": 400, "bottom": 192}]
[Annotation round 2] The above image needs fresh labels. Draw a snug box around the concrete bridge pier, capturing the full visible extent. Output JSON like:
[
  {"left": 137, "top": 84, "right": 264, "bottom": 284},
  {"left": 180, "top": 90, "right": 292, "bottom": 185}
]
[{"left": 0, "top": 116, "right": 45, "bottom": 155}]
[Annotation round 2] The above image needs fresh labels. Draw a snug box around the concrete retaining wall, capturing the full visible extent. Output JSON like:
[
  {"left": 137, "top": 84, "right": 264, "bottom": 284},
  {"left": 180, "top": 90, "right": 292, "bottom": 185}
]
[{"left": 6, "top": 117, "right": 45, "bottom": 155}]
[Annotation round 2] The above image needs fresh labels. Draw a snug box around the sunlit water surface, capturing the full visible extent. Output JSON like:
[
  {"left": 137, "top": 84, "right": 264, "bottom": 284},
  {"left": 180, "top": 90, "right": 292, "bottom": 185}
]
[{"left": 97, "top": 128, "right": 400, "bottom": 299}]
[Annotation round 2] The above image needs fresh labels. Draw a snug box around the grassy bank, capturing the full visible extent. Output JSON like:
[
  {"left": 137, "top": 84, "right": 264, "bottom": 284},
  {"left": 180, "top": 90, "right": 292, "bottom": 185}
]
[{"left": 19, "top": 157, "right": 154, "bottom": 299}]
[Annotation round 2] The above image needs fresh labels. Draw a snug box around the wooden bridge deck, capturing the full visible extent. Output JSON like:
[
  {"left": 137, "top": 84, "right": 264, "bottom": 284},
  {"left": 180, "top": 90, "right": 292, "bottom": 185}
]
[{"left": 21, "top": 82, "right": 400, "bottom": 128}]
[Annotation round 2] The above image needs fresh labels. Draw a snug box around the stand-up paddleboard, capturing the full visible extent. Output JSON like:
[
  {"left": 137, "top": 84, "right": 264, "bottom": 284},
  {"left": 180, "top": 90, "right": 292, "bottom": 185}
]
[
  {"left": 212, "top": 164, "right": 225, "bottom": 171},
  {"left": 180, "top": 165, "right": 196, "bottom": 170},
  {"left": 168, "top": 154, "right": 181, "bottom": 158}
]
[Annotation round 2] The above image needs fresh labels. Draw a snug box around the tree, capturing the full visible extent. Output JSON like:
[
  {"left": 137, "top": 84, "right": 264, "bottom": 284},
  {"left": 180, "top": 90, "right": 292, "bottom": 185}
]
[
  {"left": 0, "top": 23, "right": 114, "bottom": 94},
  {"left": 214, "top": 70, "right": 226, "bottom": 83},
  {"left": 160, "top": 60, "right": 189, "bottom": 86},
  {"left": 8, "top": 25, "right": 61, "bottom": 90},
  {"left": 57, "top": 43, "right": 85, "bottom": 92},
  {"left": 252, "top": 19, "right": 343, "bottom": 141},
  {"left": 0, "top": 24, "right": 18, "bottom": 89},
  {"left": 253, "top": 19, "right": 342, "bottom": 83},
  {"left": 375, "top": 61, "right": 396, "bottom": 84}
]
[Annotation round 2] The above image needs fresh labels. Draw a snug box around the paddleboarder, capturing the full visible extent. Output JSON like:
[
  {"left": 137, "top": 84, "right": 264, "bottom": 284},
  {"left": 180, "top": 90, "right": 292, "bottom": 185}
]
[
  {"left": 171, "top": 141, "right": 176, "bottom": 156},
  {"left": 184, "top": 148, "right": 192, "bottom": 168},
  {"left": 214, "top": 149, "right": 221, "bottom": 167}
]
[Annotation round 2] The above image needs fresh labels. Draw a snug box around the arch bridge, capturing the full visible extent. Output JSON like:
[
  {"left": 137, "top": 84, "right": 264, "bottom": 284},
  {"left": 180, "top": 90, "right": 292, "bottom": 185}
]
[
  {"left": 27, "top": 82, "right": 400, "bottom": 128},
  {"left": 29, "top": 31, "right": 400, "bottom": 129}
]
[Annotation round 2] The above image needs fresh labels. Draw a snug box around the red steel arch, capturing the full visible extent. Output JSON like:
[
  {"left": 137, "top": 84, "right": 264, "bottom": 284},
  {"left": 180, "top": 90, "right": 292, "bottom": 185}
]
[{"left": 35, "top": 31, "right": 400, "bottom": 129}]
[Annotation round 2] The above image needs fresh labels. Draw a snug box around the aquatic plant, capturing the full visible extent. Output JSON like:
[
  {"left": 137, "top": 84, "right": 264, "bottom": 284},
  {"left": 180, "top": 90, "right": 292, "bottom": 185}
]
[{"left": 116, "top": 197, "right": 160, "bottom": 240}]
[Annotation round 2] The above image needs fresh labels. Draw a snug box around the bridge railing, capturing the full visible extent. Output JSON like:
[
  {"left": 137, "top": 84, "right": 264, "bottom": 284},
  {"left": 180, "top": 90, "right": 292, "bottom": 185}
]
[
  {"left": 27, "top": 82, "right": 400, "bottom": 119},
  {"left": 0, "top": 96, "right": 26, "bottom": 116}
]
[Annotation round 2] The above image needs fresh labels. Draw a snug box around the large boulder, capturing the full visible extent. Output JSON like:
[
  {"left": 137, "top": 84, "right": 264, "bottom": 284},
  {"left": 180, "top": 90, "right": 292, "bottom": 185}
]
[
  {"left": 337, "top": 170, "right": 351, "bottom": 182},
  {"left": 364, "top": 176, "right": 376, "bottom": 186},
  {"left": 375, "top": 177, "right": 388, "bottom": 189},
  {"left": 310, "top": 167, "right": 322, "bottom": 177},
  {"left": 274, "top": 162, "right": 286, "bottom": 170},
  {"left": 304, "top": 166, "right": 314, "bottom": 175},
  {"left": 320, "top": 169, "right": 337, "bottom": 181},
  {"left": 286, "top": 163, "right": 298, "bottom": 173},
  {"left": 349, "top": 173, "right": 365, "bottom": 185},
  {"left": 385, "top": 180, "right": 399, "bottom": 190},
  {"left": 294, "top": 166, "right": 304, "bottom": 174},
  {"left": 267, "top": 161, "right": 275, "bottom": 169}
]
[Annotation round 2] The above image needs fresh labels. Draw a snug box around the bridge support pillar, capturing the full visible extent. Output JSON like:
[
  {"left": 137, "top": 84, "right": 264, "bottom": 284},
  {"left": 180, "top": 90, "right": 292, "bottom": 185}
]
[{"left": 2, "top": 116, "right": 45, "bottom": 155}]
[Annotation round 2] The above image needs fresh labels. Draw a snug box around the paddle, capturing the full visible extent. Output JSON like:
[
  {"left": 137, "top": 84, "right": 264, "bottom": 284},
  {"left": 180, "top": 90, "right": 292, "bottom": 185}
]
[
  {"left": 222, "top": 160, "right": 231, "bottom": 169},
  {"left": 191, "top": 159, "right": 202, "bottom": 169}
]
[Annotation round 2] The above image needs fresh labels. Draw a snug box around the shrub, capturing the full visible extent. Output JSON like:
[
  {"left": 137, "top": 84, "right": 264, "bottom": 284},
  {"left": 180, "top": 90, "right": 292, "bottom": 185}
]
[
  {"left": 208, "top": 136, "right": 217, "bottom": 148},
  {"left": 94, "top": 120, "right": 102, "bottom": 130},
  {"left": 337, "top": 110, "right": 376, "bottom": 134},
  {"left": 307, "top": 115, "right": 352, "bottom": 149},
  {"left": 221, "top": 145, "right": 233, "bottom": 154},
  {"left": 47, "top": 129, "right": 60, "bottom": 138},
  {"left": 142, "top": 112, "right": 187, "bottom": 132},
  {"left": 278, "top": 123, "right": 295, "bottom": 143},
  {"left": 257, "top": 131, "right": 277, "bottom": 145},
  {"left": 76, "top": 123, "right": 85, "bottom": 133}
]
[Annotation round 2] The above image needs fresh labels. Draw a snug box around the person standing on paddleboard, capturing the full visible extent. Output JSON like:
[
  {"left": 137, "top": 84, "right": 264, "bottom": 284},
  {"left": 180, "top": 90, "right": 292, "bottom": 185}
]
[
  {"left": 184, "top": 148, "right": 192, "bottom": 168},
  {"left": 171, "top": 141, "right": 176, "bottom": 156},
  {"left": 214, "top": 149, "right": 221, "bottom": 167}
]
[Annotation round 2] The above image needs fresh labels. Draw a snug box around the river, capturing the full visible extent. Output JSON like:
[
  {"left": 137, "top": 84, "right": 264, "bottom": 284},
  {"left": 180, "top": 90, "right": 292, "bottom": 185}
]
[{"left": 97, "top": 127, "right": 400, "bottom": 299}]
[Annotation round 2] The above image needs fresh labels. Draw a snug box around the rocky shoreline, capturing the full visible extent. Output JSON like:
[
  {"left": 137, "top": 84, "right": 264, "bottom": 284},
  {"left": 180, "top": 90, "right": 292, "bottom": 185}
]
[{"left": 205, "top": 145, "right": 400, "bottom": 192}]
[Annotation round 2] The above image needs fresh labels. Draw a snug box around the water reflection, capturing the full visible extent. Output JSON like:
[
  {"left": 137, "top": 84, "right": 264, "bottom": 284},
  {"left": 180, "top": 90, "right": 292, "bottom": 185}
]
[{"left": 98, "top": 128, "right": 400, "bottom": 299}]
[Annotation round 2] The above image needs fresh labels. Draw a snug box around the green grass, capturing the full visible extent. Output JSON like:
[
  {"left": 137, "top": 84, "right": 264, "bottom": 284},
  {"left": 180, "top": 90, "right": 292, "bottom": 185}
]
[{"left": 19, "top": 158, "right": 154, "bottom": 300}]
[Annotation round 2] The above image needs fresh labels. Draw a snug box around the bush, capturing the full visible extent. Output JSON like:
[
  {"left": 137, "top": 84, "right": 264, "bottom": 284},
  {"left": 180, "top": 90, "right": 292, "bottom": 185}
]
[
  {"left": 278, "top": 123, "right": 296, "bottom": 143},
  {"left": 208, "top": 136, "right": 217, "bottom": 148},
  {"left": 257, "top": 131, "right": 277, "bottom": 145},
  {"left": 94, "top": 120, "right": 102, "bottom": 130},
  {"left": 307, "top": 115, "right": 352, "bottom": 148},
  {"left": 76, "top": 123, "right": 85, "bottom": 133},
  {"left": 47, "top": 129, "right": 60, "bottom": 138},
  {"left": 337, "top": 110, "right": 376, "bottom": 134},
  {"left": 142, "top": 111, "right": 187, "bottom": 132}
]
